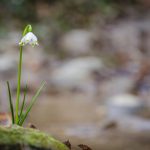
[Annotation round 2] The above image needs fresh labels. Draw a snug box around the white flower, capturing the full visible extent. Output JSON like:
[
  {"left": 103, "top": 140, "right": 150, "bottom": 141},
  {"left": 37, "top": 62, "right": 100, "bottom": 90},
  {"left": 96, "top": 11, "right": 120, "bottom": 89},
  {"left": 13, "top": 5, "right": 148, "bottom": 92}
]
[{"left": 19, "top": 32, "right": 39, "bottom": 47}]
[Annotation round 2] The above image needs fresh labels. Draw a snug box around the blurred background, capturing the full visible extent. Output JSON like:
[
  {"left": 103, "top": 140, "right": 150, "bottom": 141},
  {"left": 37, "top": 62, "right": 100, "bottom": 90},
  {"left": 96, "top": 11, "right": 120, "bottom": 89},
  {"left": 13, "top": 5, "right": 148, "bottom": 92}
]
[{"left": 0, "top": 0, "right": 150, "bottom": 149}]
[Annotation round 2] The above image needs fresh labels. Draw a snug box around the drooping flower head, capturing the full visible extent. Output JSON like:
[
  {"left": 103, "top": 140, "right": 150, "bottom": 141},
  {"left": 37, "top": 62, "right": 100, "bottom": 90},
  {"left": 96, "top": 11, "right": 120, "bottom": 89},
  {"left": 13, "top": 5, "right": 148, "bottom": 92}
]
[
  {"left": 19, "top": 32, "right": 38, "bottom": 47},
  {"left": 19, "top": 25, "right": 38, "bottom": 47}
]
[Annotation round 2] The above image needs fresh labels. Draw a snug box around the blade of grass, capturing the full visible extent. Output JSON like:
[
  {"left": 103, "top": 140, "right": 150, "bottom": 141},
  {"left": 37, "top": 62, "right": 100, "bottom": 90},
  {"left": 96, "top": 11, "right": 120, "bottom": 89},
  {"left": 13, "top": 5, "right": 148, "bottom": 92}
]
[
  {"left": 19, "top": 81, "right": 46, "bottom": 126},
  {"left": 7, "top": 81, "right": 15, "bottom": 124},
  {"left": 18, "top": 85, "right": 28, "bottom": 124}
]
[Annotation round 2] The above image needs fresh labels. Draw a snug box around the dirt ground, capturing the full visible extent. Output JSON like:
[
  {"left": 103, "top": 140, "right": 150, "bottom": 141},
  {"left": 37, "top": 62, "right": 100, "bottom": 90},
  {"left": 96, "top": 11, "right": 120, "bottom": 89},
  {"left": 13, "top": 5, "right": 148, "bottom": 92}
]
[{"left": 29, "top": 93, "right": 150, "bottom": 150}]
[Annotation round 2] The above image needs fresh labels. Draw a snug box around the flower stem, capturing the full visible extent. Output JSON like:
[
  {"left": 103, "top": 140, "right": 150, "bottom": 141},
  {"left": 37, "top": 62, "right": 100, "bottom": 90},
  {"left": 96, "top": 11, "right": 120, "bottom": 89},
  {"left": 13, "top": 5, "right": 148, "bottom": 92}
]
[{"left": 15, "top": 46, "right": 23, "bottom": 124}]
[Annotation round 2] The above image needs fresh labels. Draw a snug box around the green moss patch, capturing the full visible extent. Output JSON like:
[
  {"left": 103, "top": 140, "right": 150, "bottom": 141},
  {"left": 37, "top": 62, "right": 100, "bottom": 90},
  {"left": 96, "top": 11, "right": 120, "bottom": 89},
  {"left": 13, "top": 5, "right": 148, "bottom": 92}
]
[{"left": 0, "top": 125, "right": 69, "bottom": 150}]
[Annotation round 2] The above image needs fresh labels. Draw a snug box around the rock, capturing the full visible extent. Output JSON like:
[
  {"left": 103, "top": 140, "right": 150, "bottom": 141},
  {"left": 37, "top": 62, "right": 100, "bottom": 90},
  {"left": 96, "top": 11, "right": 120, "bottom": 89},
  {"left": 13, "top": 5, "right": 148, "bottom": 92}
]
[
  {"left": 0, "top": 31, "right": 19, "bottom": 53},
  {"left": 119, "top": 116, "right": 150, "bottom": 132},
  {"left": 100, "top": 73, "right": 136, "bottom": 98},
  {"left": 0, "top": 125, "right": 69, "bottom": 150},
  {"left": 50, "top": 57, "right": 103, "bottom": 90},
  {"left": 103, "top": 94, "right": 150, "bottom": 132},
  {"left": 106, "top": 93, "right": 143, "bottom": 118},
  {"left": 59, "top": 30, "right": 93, "bottom": 56},
  {"left": 110, "top": 20, "right": 150, "bottom": 60},
  {"left": 0, "top": 54, "right": 17, "bottom": 79}
]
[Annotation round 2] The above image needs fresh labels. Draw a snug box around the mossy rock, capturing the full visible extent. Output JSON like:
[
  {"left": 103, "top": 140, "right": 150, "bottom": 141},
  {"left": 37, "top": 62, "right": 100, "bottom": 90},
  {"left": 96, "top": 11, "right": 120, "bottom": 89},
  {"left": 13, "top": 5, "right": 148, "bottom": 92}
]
[{"left": 0, "top": 125, "right": 69, "bottom": 150}]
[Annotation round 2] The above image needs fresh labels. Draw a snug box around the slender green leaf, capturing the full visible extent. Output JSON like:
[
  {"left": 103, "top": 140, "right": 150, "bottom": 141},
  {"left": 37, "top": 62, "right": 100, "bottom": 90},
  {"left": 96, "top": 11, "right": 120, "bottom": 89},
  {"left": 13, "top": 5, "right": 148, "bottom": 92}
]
[
  {"left": 19, "top": 81, "right": 46, "bottom": 126},
  {"left": 18, "top": 85, "right": 28, "bottom": 124},
  {"left": 7, "top": 81, "right": 15, "bottom": 124},
  {"left": 18, "top": 113, "right": 25, "bottom": 125}
]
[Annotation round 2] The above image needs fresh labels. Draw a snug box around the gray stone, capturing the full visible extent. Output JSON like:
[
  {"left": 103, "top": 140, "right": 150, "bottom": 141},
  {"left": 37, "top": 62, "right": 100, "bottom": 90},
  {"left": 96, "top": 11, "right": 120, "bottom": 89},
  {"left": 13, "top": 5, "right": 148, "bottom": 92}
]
[
  {"left": 59, "top": 30, "right": 93, "bottom": 55},
  {"left": 50, "top": 57, "right": 103, "bottom": 90}
]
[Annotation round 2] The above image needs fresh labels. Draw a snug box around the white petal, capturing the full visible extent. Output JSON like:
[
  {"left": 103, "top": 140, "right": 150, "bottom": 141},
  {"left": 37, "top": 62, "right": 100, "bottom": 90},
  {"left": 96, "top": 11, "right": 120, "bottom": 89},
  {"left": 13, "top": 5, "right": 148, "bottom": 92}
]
[{"left": 19, "top": 32, "right": 38, "bottom": 46}]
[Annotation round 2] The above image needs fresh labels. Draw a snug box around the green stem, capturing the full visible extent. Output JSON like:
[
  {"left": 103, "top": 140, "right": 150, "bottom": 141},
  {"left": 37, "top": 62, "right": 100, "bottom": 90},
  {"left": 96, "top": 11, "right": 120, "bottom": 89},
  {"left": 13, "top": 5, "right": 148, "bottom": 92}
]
[{"left": 15, "top": 46, "right": 23, "bottom": 124}]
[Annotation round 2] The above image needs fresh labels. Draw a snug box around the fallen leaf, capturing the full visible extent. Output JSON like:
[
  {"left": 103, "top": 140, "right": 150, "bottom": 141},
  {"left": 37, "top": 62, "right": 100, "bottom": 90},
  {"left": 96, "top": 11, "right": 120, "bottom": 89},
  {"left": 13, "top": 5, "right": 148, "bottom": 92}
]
[
  {"left": 63, "top": 140, "right": 71, "bottom": 150},
  {"left": 78, "top": 144, "right": 92, "bottom": 150}
]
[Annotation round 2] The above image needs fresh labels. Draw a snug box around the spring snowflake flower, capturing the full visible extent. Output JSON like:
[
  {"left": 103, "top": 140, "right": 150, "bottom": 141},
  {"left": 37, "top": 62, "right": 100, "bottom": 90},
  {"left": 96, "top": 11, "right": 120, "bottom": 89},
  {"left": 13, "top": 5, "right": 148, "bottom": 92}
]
[{"left": 19, "top": 32, "right": 39, "bottom": 47}]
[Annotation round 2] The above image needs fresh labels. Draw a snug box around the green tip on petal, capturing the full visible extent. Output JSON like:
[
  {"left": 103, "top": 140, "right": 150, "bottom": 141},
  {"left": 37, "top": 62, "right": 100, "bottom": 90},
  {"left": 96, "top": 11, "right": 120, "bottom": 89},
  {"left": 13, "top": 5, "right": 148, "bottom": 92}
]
[{"left": 22, "top": 24, "right": 32, "bottom": 36}]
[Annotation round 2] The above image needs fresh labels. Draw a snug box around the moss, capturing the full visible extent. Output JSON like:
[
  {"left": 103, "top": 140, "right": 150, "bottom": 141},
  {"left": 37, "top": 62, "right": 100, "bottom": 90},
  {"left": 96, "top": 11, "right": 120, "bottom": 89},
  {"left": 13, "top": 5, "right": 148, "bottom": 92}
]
[{"left": 0, "top": 125, "right": 69, "bottom": 150}]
